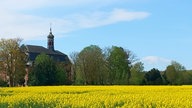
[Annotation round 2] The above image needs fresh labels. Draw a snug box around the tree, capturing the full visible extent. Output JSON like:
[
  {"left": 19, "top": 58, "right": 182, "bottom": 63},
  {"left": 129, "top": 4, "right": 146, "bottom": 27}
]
[
  {"left": 106, "top": 46, "right": 133, "bottom": 84},
  {"left": 144, "top": 68, "right": 163, "bottom": 85},
  {"left": 75, "top": 45, "right": 106, "bottom": 85},
  {"left": 55, "top": 63, "right": 67, "bottom": 85},
  {"left": 164, "top": 61, "right": 186, "bottom": 85},
  {"left": 171, "top": 61, "right": 186, "bottom": 72},
  {"left": 0, "top": 38, "right": 26, "bottom": 87},
  {"left": 163, "top": 61, "right": 186, "bottom": 85},
  {"left": 164, "top": 65, "right": 178, "bottom": 85},
  {"left": 129, "top": 62, "right": 145, "bottom": 85},
  {"left": 29, "top": 53, "right": 57, "bottom": 86},
  {"left": 181, "top": 71, "right": 192, "bottom": 85},
  {"left": 29, "top": 53, "right": 67, "bottom": 86}
]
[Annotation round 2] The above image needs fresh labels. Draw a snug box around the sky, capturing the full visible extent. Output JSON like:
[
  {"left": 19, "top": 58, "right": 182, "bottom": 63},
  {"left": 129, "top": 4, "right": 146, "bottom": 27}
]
[{"left": 0, "top": 0, "right": 192, "bottom": 71}]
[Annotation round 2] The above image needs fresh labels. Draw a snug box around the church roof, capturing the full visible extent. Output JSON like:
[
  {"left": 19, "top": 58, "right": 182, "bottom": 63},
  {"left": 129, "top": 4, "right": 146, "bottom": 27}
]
[
  {"left": 25, "top": 45, "right": 64, "bottom": 56},
  {"left": 22, "top": 45, "right": 70, "bottom": 63}
]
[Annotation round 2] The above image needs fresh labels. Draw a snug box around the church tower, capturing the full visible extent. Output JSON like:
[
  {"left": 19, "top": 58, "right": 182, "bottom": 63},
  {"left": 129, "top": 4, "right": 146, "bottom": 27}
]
[{"left": 47, "top": 27, "right": 54, "bottom": 51}]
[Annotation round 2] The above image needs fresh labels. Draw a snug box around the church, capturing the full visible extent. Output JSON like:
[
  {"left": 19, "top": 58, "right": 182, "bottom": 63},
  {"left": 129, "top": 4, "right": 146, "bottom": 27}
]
[{"left": 22, "top": 28, "right": 72, "bottom": 85}]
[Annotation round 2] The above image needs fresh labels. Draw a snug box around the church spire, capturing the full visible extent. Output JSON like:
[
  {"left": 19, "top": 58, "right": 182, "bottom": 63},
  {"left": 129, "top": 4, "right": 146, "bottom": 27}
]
[
  {"left": 47, "top": 25, "right": 54, "bottom": 51},
  {"left": 50, "top": 23, "right": 52, "bottom": 33}
]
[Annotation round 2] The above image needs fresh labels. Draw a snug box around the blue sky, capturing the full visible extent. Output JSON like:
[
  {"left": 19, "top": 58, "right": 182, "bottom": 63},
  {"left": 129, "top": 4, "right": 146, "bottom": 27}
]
[{"left": 0, "top": 0, "right": 192, "bottom": 71}]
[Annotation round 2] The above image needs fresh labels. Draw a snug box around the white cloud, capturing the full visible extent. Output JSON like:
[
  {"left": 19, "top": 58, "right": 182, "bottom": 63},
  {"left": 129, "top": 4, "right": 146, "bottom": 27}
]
[
  {"left": 141, "top": 56, "right": 171, "bottom": 71},
  {"left": 0, "top": 0, "right": 121, "bottom": 10},
  {"left": 0, "top": 1, "right": 150, "bottom": 40},
  {"left": 76, "top": 9, "right": 150, "bottom": 28},
  {"left": 141, "top": 56, "right": 171, "bottom": 64}
]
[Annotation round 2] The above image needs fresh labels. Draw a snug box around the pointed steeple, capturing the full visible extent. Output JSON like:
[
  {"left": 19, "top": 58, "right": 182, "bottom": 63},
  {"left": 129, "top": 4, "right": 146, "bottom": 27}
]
[
  {"left": 50, "top": 27, "right": 52, "bottom": 34},
  {"left": 47, "top": 25, "right": 54, "bottom": 51}
]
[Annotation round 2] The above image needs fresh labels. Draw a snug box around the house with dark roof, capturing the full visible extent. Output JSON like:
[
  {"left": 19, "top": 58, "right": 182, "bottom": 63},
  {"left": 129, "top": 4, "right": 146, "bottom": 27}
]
[
  {"left": 24, "top": 45, "right": 70, "bottom": 66},
  {"left": 21, "top": 28, "right": 72, "bottom": 85}
]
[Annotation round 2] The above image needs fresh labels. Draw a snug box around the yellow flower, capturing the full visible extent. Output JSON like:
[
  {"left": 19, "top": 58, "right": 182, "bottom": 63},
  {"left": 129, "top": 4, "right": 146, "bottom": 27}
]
[{"left": 0, "top": 86, "right": 192, "bottom": 107}]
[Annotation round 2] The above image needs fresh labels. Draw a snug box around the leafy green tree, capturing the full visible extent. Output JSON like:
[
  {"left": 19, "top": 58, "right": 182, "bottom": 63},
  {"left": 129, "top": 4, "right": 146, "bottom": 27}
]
[
  {"left": 55, "top": 63, "right": 67, "bottom": 85},
  {"left": 181, "top": 71, "right": 192, "bottom": 85},
  {"left": 171, "top": 61, "right": 186, "bottom": 72},
  {"left": 0, "top": 38, "right": 26, "bottom": 87},
  {"left": 164, "top": 61, "right": 186, "bottom": 85},
  {"left": 144, "top": 68, "right": 163, "bottom": 85},
  {"left": 129, "top": 62, "right": 145, "bottom": 85},
  {"left": 29, "top": 53, "right": 57, "bottom": 86},
  {"left": 106, "top": 46, "right": 133, "bottom": 84},
  {"left": 164, "top": 65, "right": 178, "bottom": 85},
  {"left": 75, "top": 45, "right": 106, "bottom": 85}
]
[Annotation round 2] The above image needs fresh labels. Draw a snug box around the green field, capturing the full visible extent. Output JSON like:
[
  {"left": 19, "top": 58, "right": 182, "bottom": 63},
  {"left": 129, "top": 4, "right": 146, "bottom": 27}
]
[{"left": 0, "top": 86, "right": 192, "bottom": 108}]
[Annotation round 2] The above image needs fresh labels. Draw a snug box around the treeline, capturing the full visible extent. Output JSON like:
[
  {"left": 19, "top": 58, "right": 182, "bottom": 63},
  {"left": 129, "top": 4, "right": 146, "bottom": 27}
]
[
  {"left": 70, "top": 45, "right": 192, "bottom": 85},
  {"left": 1, "top": 38, "right": 192, "bottom": 86}
]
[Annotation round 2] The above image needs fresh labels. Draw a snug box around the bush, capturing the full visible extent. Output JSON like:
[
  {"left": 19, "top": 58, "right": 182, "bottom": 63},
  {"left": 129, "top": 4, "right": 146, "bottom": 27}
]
[{"left": 0, "top": 78, "right": 7, "bottom": 87}]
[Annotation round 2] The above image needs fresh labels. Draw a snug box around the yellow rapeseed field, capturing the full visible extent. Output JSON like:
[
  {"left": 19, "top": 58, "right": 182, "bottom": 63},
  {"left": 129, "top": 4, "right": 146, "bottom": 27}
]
[{"left": 0, "top": 86, "right": 192, "bottom": 108}]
